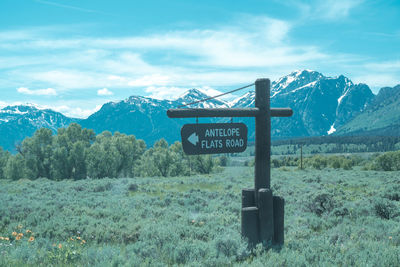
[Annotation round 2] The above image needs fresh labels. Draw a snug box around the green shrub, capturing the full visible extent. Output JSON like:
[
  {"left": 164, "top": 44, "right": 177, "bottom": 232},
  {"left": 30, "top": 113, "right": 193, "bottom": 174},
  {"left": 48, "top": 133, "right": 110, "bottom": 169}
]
[
  {"left": 0, "top": 168, "right": 400, "bottom": 266},
  {"left": 300, "top": 155, "right": 356, "bottom": 170},
  {"left": 305, "top": 192, "right": 336, "bottom": 216},
  {"left": 218, "top": 155, "right": 229, "bottom": 167},
  {"left": 373, "top": 198, "right": 398, "bottom": 219},
  {"left": 93, "top": 182, "right": 113, "bottom": 192},
  {"left": 382, "top": 185, "right": 400, "bottom": 201},
  {"left": 128, "top": 183, "right": 139, "bottom": 192},
  {"left": 2, "top": 123, "right": 228, "bottom": 180},
  {"left": 329, "top": 156, "right": 341, "bottom": 169},
  {"left": 4, "top": 154, "right": 26, "bottom": 180},
  {"left": 0, "top": 147, "right": 10, "bottom": 179},
  {"left": 371, "top": 151, "right": 400, "bottom": 171},
  {"left": 303, "top": 155, "right": 328, "bottom": 170}
]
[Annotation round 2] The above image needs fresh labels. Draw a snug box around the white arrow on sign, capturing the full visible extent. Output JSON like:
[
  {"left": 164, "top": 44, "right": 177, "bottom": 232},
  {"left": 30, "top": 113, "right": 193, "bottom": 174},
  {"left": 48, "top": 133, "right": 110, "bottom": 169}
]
[{"left": 188, "top": 132, "right": 199, "bottom": 146}]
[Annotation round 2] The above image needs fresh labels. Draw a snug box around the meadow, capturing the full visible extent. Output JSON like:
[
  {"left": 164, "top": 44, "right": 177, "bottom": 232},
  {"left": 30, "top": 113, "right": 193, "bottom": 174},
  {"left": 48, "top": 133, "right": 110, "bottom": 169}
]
[{"left": 1, "top": 166, "right": 399, "bottom": 266}]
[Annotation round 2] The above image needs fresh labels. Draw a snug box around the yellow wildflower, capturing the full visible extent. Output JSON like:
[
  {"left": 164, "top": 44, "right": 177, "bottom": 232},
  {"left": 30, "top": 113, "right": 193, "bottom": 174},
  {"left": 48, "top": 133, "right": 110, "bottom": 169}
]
[
  {"left": 12, "top": 232, "right": 17, "bottom": 236},
  {"left": 81, "top": 240, "right": 86, "bottom": 244},
  {"left": 26, "top": 230, "right": 32, "bottom": 233},
  {"left": 70, "top": 237, "right": 75, "bottom": 241},
  {"left": 4, "top": 237, "right": 9, "bottom": 241},
  {"left": 76, "top": 236, "right": 81, "bottom": 240},
  {"left": 28, "top": 236, "right": 35, "bottom": 242},
  {"left": 58, "top": 243, "right": 62, "bottom": 249},
  {"left": 18, "top": 224, "right": 23, "bottom": 229},
  {"left": 15, "top": 235, "right": 22, "bottom": 241}
]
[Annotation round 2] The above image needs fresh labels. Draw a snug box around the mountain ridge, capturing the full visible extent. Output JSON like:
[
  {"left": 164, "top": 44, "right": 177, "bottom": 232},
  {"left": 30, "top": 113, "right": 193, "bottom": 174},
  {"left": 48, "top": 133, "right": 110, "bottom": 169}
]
[
  {"left": 335, "top": 84, "right": 400, "bottom": 136},
  {"left": 1, "top": 70, "right": 398, "bottom": 152}
]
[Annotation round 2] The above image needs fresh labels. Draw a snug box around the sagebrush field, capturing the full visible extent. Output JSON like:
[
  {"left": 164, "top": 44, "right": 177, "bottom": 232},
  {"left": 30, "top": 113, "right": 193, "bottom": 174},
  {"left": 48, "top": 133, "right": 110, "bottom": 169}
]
[{"left": 1, "top": 166, "right": 399, "bottom": 266}]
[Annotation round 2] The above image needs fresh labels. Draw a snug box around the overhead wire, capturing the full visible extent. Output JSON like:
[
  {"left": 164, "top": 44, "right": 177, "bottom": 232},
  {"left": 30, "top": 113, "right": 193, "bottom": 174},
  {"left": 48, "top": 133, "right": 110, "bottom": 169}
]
[{"left": 177, "top": 83, "right": 255, "bottom": 108}]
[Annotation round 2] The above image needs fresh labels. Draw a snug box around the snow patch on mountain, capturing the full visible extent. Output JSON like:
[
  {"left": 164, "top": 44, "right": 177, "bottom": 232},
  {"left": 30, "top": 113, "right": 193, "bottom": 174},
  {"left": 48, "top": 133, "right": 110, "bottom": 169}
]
[
  {"left": 337, "top": 80, "right": 353, "bottom": 105},
  {"left": 176, "top": 88, "right": 228, "bottom": 108},
  {"left": 229, "top": 91, "right": 255, "bottom": 107},
  {"left": 327, "top": 124, "right": 336, "bottom": 135},
  {"left": 273, "top": 74, "right": 296, "bottom": 92},
  {"left": 284, "top": 81, "right": 318, "bottom": 94},
  {"left": 338, "top": 87, "right": 352, "bottom": 105}
]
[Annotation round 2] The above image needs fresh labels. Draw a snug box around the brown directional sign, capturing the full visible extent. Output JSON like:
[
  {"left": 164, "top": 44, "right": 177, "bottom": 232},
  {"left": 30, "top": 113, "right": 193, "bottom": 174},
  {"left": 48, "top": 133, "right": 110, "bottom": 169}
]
[{"left": 181, "top": 123, "right": 247, "bottom": 155}]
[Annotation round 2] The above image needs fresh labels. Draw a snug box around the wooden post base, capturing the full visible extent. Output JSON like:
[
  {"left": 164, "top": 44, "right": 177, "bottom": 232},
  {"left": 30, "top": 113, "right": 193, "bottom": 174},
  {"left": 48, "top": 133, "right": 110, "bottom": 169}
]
[
  {"left": 273, "top": 196, "right": 284, "bottom": 246},
  {"left": 258, "top": 188, "right": 274, "bottom": 245},
  {"left": 241, "top": 188, "right": 284, "bottom": 248},
  {"left": 241, "top": 207, "right": 259, "bottom": 248}
]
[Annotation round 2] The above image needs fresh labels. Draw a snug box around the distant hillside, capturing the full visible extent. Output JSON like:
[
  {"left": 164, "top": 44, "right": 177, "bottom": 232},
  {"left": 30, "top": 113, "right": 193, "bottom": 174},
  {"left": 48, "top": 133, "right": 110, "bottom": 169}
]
[
  {"left": 336, "top": 85, "right": 400, "bottom": 136},
  {"left": 81, "top": 96, "right": 190, "bottom": 146},
  {"left": 0, "top": 105, "right": 80, "bottom": 151}
]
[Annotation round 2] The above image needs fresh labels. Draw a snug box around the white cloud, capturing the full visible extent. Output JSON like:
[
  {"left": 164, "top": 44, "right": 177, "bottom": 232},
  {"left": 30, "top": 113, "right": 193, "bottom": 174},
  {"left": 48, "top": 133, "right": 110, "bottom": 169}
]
[
  {"left": 350, "top": 60, "right": 400, "bottom": 92},
  {"left": 35, "top": 0, "right": 113, "bottom": 15},
  {"left": 128, "top": 74, "right": 171, "bottom": 87},
  {"left": 28, "top": 70, "right": 100, "bottom": 89},
  {"left": 145, "top": 86, "right": 187, "bottom": 100},
  {"left": 363, "top": 60, "right": 400, "bottom": 71},
  {"left": 0, "top": 100, "right": 102, "bottom": 119},
  {"left": 286, "top": 0, "right": 364, "bottom": 21},
  {"left": 0, "top": 101, "right": 8, "bottom": 109},
  {"left": 353, "top": 74, "right": 399, "bottom": 92},
  {"left": 316, "top": 0, "right": 363, "bottom": 19},
  {"left": 17, "top": 87, "right": 57, "bottom": 96},
  {"left": 196, "top": 86, "right": 237, "bottom": 101},
  {"left": 144, "top": 85, "right": 241, "bottom": 102},
  {"left": 1, "top": 12, "right": 394, "bottom": 102},
  {"left": 97, "top": 88, "right": 113, "bottom": 96},
  {"left": 0, "top": 16, "right": 325, "bottom": 71},
  {"left": 51, "top": 104, "right": 102, "bottom": 119}
]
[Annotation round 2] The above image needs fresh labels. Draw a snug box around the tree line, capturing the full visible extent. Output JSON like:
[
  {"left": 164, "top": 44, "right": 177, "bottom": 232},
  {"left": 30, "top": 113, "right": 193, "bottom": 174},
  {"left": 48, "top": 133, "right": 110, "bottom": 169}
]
[
  {"left": 271, "top": 135, "right": 400, "bottom": 153},
  {"left": 0, "top": 123, "right": 222, "bottom": 180}
]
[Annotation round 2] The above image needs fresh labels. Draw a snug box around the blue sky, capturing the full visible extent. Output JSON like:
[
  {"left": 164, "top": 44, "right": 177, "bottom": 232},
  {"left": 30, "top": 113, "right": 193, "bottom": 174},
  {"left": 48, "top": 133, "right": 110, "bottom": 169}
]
[{"left": 0, "top": 0, "right": 399, "bottom": 118}]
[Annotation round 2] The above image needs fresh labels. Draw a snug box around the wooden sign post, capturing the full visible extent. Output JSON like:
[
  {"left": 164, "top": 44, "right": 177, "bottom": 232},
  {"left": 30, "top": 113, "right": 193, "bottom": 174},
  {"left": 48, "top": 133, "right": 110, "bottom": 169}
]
[{"left": 167, "top": 78, "right": 293, "bottom": 247}]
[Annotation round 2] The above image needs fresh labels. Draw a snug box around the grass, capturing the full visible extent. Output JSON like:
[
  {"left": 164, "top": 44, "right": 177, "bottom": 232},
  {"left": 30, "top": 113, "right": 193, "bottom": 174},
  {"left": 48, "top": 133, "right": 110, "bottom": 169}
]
[{"left": 0, "top": 167, "right": 399, "bottom": 266}]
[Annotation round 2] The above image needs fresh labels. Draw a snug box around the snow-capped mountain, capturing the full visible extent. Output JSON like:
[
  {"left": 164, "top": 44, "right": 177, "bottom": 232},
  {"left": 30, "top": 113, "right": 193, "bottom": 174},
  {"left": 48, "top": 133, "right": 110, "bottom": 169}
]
[
  {"left": 0, "top": 105, "right": 80, "bottom": 151},
  {"left": 0, "top": 70, "right": 397, "bottom": 152},
  {"left": 231, "top": 70, "right": 375, "bottom": 138},
  {"left": 0, "top": 105, "right": 77, "bottom": 130},
  {"left": 229, "top": 91, "right": 255, "bottom": 108},
  {"left": 80, "top": 89, "right": 226, "bottom": 145},
  {"left": 176, "top": 88, "right": 228, "bottom": 108},
  {"left": 271, "top": 70, "right": 324, "bottom": 96},
  {"left": 80, "top": 95, "right": 183, "bottom": 146}
]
